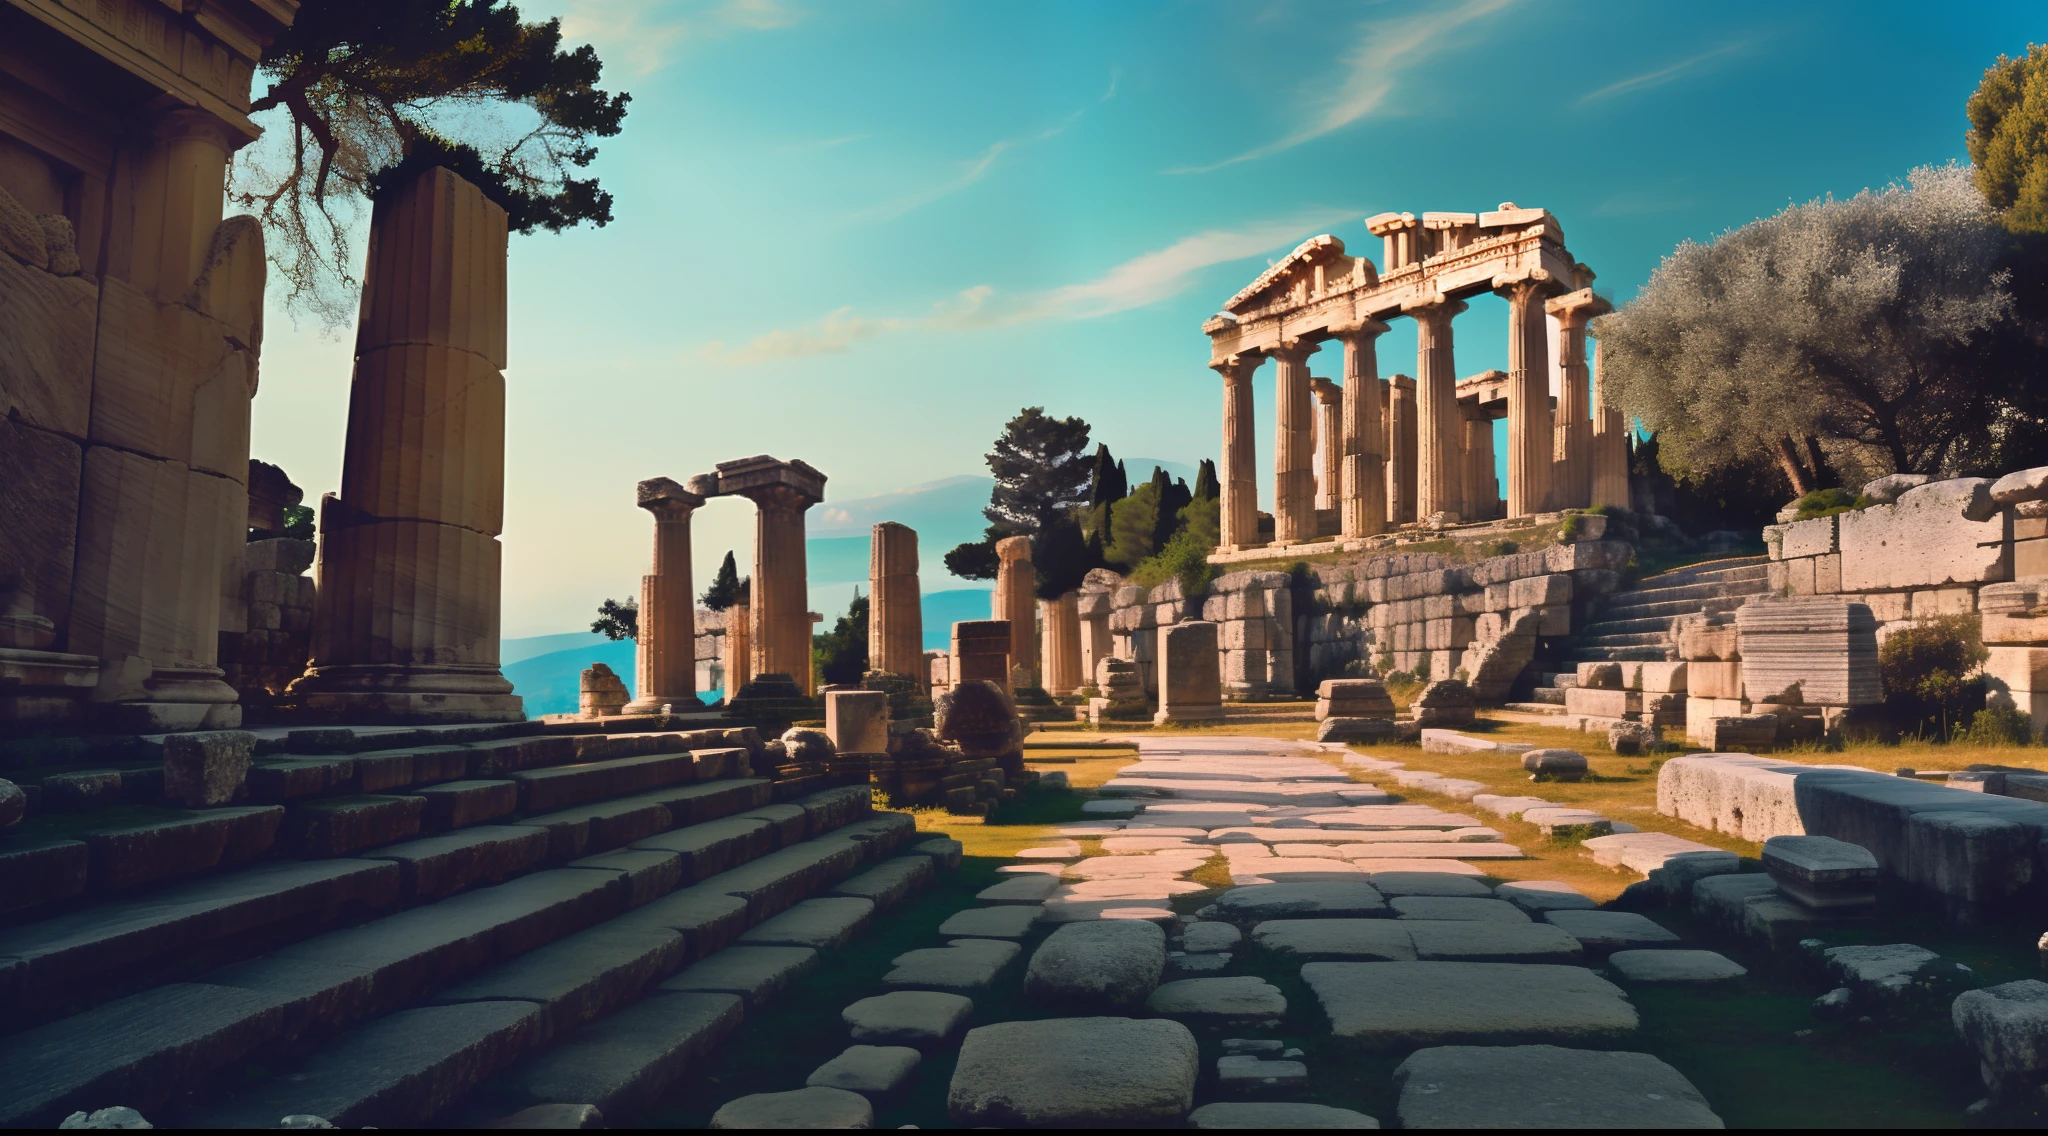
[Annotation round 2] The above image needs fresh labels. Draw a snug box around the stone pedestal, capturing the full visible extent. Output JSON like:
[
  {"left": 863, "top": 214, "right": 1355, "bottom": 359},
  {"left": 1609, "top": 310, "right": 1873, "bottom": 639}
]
[
  {"left": 291, "top": 166, "right": 521, "bottom": 723},
  {"left": 826, "top": 689, "right": 890, "bottom": 755},
  {"left": 1041, "top": 592, "right": 1083, "bottom": 696},
  {"left": 1334, "top": 322, "right": 1388, "bottom": 538},
  {"left": 1311, "top": 377, "right": 1343, "bottom": 512},
  {"left": 1269, "top": 340, "right": 1319, "bottom": 543},
  {"left": 1214, "top": 354, "right": 1262, "bottom": 549},
  {"left": 1588, "top": 338, "right": 1630, "bottom": 510},
  {"left": 625, "top": 477, "right": 705, "bottom": 713},
  {"left": 1498, "top": 273, "right": 1559, "bottom": 518},
  {"left": 1155, "top": 621, "right": 1225, "bottom": 723},
  {"left": 869, "top": 521, "right": 924, "bottom": 690},
  {"left": 1386, "top": 375, "right": 1418, "bottom": 526},
  {"left": 1406, "top": 298, "right": 1466, "bottom": 522},
  {"left": 993, "top": 537, "right": 1039, "bottom": 690},
  {"left": 691, "top": 456, "right": 827, "bottom": 696},
  {"left": 1078, "top": 587, "right": 1114, "bottom": 688},
  {"left": 952, "top": 620, "right": 1012, "bottom": 695},
  {"left": 1547, "top": 288, "right": 1610, "bottom": 512}
]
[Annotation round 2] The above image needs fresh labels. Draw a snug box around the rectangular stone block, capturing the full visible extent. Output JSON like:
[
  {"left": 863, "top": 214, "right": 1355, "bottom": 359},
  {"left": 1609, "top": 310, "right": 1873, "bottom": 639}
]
[
  {"left": 1780, "top": 515, "right": 1838, "bottom": 558},
  {"left": 1638, "top": 662, "right": 1687, "bottom": 694},
  {"left": 1735, "top": 598, "right": 1880, "bottom": 706},
  {"left": 1986, "top": 647, "right": 2048, "bottom": 695},
  {"left": 2017, "top": 538, "right": 2048, "bottom": 580},
  {"left": 1507, "top": 574, "right": 1571, "bottom": 608},
  {"left": 1813, "top": 553, "right": 1842, "bottom": 595},
  {"left": 1783, "top": 557, "right": 1816, "bottom": 596},
  {"left": 1564, "top": 687, "right": 1637, "bottom": 718},
  {"left": 1156, "top": 621, "right": 1223, "bottom": 723},
  {"left": 1423, "top": 617, "right": 1473, "bottom": 651},
  {"left": 1675, "top": 617, "right": 1738, "bottom": 661},
  {"left": 1909, "top": 587, "right": 1975, "bottom": 618},
  {"left": 1688, "top": 662, "right": 1741, "bottom": 699},
  {"left": 824, "top": 690, "right": 888, "bottom": 755},
  {"left": 1837, "top": 479, "right": 2007, "bottom": 591}
]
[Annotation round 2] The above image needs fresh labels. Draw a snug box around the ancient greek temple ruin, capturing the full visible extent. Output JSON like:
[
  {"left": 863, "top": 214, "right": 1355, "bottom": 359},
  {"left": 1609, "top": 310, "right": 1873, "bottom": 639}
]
[{"left": 1204, "top": 205, "right": 1632, "bottom": 551}]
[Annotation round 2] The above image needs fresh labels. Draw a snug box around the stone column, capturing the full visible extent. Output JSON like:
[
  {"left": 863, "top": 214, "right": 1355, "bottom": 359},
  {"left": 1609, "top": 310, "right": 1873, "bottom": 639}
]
[
  {"left": 1498, "top": 273, "right": 1560, "bottom": 518},
  {"left": 1588, "top": 335, "right": 1631, "bottom": 509},
  {"left": 1386, "top": 375, "right": 1418, "bottom": 525},
  {"left": 728, "top": 602, "right": 752, "bottom": 693},
  {"left": 1213, "top": 353, "right": 1262, "bottom": 549},
  {"left": 869, "top": 521, "right": 924, "bottom": 689},
  {"left": 1333, "top": 321, "right": 1389, "bottom": 537},
  {"left": 1078, "top": 588, "right": 1113, "bottom": 686},
  {"left": 624, "top": 477, "right": 705, "bottom": 713},
  {"left": 1311, "top": 377, "right": 1343, "bottom": 512},
  {"left": 1269, "top": 339, "right": 1319, "bottom": 544},
  {"left": 1546, "top": 288, "right": 1611, "bottom": 512},
  {"left": 1040, "top": 592, "right": 1082, "bottom": 696},
  {"left": 993, "top": 536, "right": 1039, "bottom": 690},
  {"left": 293, "top": 165, "right": 520, "bottom": 723},
  {"left": 745, "top": 486, "right": 815, "bottom": 691},
  {"left": 1405, "top": 298, "right": 1467, "bottom": 521},
  {"left": 1462, "top": 408, "right": 1499, "bottom": 521}
]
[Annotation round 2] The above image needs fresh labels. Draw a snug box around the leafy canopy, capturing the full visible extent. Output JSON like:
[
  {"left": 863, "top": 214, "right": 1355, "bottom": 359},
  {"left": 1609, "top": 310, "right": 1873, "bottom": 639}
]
[
  {"left": 700, "top": 552, "right": 744, "bottom": 611},
  {"left": 1968, "top": 45, "right": 2048, "bottom": 234},
  {"left": 233, "top": 0, "right": 630, "bottom": 324},
  {"left": 812, "top": 591, "right": 870, "bottom": 687},
  {"left": 591, "top": 596, "right": 638, "bottom": 641},
  {"left": 946, "top": 407, "right": 1094, "bottom": 581}
]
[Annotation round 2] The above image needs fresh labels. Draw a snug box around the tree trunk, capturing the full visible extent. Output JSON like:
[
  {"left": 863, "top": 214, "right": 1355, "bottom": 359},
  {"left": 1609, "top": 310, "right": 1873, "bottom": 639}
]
[
  {"left": 1775, "top": 437, "right": 1811, "bottom": 496},
  {"left": 1802, "top": 436, "right": 1835, "bottom": 489}
]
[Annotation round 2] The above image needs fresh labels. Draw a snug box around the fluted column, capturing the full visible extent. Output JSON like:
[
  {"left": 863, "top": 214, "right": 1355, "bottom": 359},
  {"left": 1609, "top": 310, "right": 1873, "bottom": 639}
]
[
  {"left": 1386, "top": 374, "right": 1418, "bottom": 525},
  {"left": 1546, "top": 288, "right": 1611, "bottom": 512},
  {"left": 1405, "top": 298, "right": 1467, "bottom": 521},
  {"left": 624, "top": 478, "right": 705, "bottom": 713},
  {"left": 1311, "top": 377, "right": 1343, "bottom": 513},
  {"left": 739, "top": 484, "right": 818, "bottom": 690},
  {"left": 1040, "top": 592, "right": 1082, "bottom": 696},
  {"left": 993, "top": 536, "right": 1039, "bottom": 690},
  {"left": 868, "top": 521, "right": 924, "bottom": 689},
  {"left": 1213, "top": 353, "right": 1262, "bottom": 549},
  {"left": 1588, "top": 335, "right": 1631, "bottom": 509},
  {"left": 1498, "top": 274, "right": 1560, "bottom": 517},
  {"left": 1461, "top": 408, "right": 1499, "bottom": 521},
  {"left": 729, "top": 602, "right": 752, "bottom": 693},
  {"left": 1269, "top": 339, "right": 1319, "bottom": 544},
  {"left": 294, "top": 165, "right": 521, "bottom": 723},
  {"left": 1333, "top": 321, "right": 1389, "bottom": 537}
]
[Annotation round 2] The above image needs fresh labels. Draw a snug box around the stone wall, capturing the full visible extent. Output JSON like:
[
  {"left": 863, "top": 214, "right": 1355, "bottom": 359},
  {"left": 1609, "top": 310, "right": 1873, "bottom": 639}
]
[
  {"left": 218, "top": 538, "right": 317, "bottom": 717},
  {"left": 695, "top": 608, "right": 731, "bottom": 696}
]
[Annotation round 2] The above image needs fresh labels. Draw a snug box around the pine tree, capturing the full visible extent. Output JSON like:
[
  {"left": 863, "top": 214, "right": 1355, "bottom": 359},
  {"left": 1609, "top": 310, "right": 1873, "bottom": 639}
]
[
  {"left": 700, "top": 551, "right": 742, "bottom": 610},
  {"left": 1193, "top": 459, "right": 1220, "bottom": 501},
  {"left": 591, "top": 596, "right": 638, "bottom": 640},
  {"left": 812, "top": 590, "right": 870, "bottom": 686},
  {"left": 1033, "top": 515, "right": 1097, "bottom": 600},
  {"left": 946, "top": 407, "right": 1093, "bottom": 579}
]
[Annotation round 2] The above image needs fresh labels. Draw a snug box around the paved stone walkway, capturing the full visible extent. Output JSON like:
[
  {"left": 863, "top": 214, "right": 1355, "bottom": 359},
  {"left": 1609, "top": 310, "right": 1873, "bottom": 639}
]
[{"left": 709, "top": 733, "right": 1731, "bottom": 1128}]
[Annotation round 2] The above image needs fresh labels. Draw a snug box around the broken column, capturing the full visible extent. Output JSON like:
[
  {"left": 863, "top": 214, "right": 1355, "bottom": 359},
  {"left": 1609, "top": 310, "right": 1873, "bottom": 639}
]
[
  {"left": 951, "top": 620, "right": 1012, "bottom": 695},
  {"left": 579, "top": 663, "right": 629, "bottom": 718},
  {"left": 868, "top": 521, "right": 924, "bottom": 689},
  {"left": 624, "top": 477, "right": 705, "bottom": 713},
  {"left": 1311, "top": 376, "right": 1343, "bottom": 512},
  {"left": 1587, "top": 335, "right": 1631, "bottom": 510},
  {"left": 1269, "top": 340, "right": 1318, "bottom": 543},
  {"left": 1214, "top": 352, "right": 1262, "bottom": 549},
  {"left": 1497, "top": 272, "right": 1558, "bottom": 518},
  {"left": 1333, "top": 321, "right": 1388, "bottom": 538},
  {"left": 1155, "top": 620, "right": 1225, "bottom": 724},
  {"left": 993, "top": 536, "right": 1039, "bottom": 691},
  {"left": 1406, "top": 297, "right": 1466, "bottom": 521},
  {"left": 1041, "top": 591, "right": 1082, "bottom": 696},
  {"left": 292, "top": 165, "right": 521, "bottom": 723},
  {"left": 1077, "top": 580, "right": 1115, "bottom": 687},
  {"left": 1547, "top": 287, "right": 1609, "bottom": 512},
  {"left": 1386, "top": 374, "right": 1418, "bottom": 526}
]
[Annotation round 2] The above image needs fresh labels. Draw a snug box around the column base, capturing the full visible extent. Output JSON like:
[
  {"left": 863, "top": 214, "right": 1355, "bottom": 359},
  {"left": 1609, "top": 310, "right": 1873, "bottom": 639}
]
[
  {"left": 1155, "top": 705, "right": 1228, "bottom": 724},
  {"left": 284, "top": 664, "right": 524, "bottom": 724},
  {"left": 622, "top": 694, "right": 705, "bottom": 714}
]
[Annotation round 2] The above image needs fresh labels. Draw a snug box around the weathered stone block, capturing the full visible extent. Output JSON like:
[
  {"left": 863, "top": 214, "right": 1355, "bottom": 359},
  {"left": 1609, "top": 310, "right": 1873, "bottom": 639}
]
[
  {"left": 1507, "top": 574, "right": 1571, "bottom": 608},
  {"left": 161, "top": 731, "right": 255, "bottom": 807},
  {"left": 1639, "top": 662, "right": 1688, "bottom": 693},
  {"left": 1564, "top": 687, "right": 1636, "bottom": 718},
  {"left": 1781, "top": 516, "right": 1838, "bottom": 558},
  {"left": 1837, "top": 478, "right": 2007, "bottom": 591},
  {"left": 1735, "top": 597, "right": 1879, "bottom": 706},
  {"left": 1687, "top": 662, "right": 1740, "bottom": 699}
]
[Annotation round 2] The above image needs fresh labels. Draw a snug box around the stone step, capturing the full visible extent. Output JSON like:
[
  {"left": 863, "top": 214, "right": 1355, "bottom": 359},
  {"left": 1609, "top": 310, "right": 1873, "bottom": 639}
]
[
  {"left": 1576, "top": 632, "right": 1672, "bottom": 649},
  {"left": 1528, "top": 687, "right": 1566, "bottom": 705},
  {"left": 510, "top": 753, "right": 700, "bottom": 814},
  {"left": 1576, "top": 615, "right": 1679, "bottom": 638},
  {"left": 1562, "top": 646, "right": 1676, "bottom": 662},
  {"left": 77, "top": 805, "right": 285, "bottom": 894},
  {"left": 1502, "top": 702, "right": 1566, "bottom": 716}
]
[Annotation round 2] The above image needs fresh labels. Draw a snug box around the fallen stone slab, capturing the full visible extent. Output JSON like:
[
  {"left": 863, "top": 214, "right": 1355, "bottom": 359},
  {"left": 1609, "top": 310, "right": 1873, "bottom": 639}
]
[
  {"left": 1302, "top": 807, "right": 1483, "bottom": 830},
  {"left": 1182, "top": 921, "right": 1242, "bottom": 952},
  {"left": 1393, "top": 1044, "right": 1720, "bottom": 1128},
  {"left": 1340, "top": 842, "right": 1526, "bottom": 860},
  {"left": 1391, "top": 897, "right": 1529, "bottom": 922},
  {"left": 709, "top": 1086, "right": 872, "bottom": 1129},
  {"left": 1691, "top": 874, "right": 1780, "bottom": 932},
  {"left": 1494, "top": 880, "right": 1596, "bottom": 913},
  {"left": 842, "top": 990, "right": 974, "bottom": 1047},
  {"left": 1081, "top": 800, "right": 1144, "bottom": 816},
  {"left": 1365, "top": 871, "right": 1490, "bottom": 897},
  {"left": 1518, "top": 808, "right": 1613, "bottom": 839},
  {"left": 1016, "top": 840, "right": 1082, "bottom": 860},
  {"left": 806, "top": 1045, "right": 919, "bottom": 1097},
  {"left": 1039, "top": 899, "right": 1179, "bottom": 924},
  {"left": 1023, "top": 919, "right": 1166, "bottom": 1010},
  {"left": 1471, "top": 794, "right": 1551, "bottom": 819},
  {"left": 1582, "top": 832, "right": 1738, "bottom": 898},
  {"left": 1952, "top": 979, "right": 2048, "bottom": 1096},
  {"left": 1146, "top": 976, "right": 1285, "bottom": 1022},
  {"left": 1542, "top": 910, "right": 1682, "bottom": 951},
  {"left": 502, "top": 991, "right": 741, "bottom": 1123},
  {"left": 1253, "top": 919, "right": 1415, "bottom": 961},
  {"left": 1168, "top": 951, "right": 1231, "bottom": 976},
  {"left": 1761, "top": 834, "right": 1879, "bottom": 909},
  {"left": 660, "top": 945, "right": 818, "bottom": 1007},
  {"left": 947, "top": 1017, "right": 1198, "bottom": 1127},
  {"left": 1303, "top": 962, "right": 1637, "bottom": 1046},
  {"left": 976, "top": 873, "right": 1063, "bottom": 903},
  {"left": 828, "top": 856, "right": 934, "bottom": 910},
  {"left": 1212, "top": 883, "right": 1387, "bottom": 920},
  {"left": 937, "top": 905, "right": 1043, "bottom": 939},
  {"left": 1217, "top": 1054, "right": 1308, "bottom": 1092},
  {"left": 1188, "top": 1101, "right": 1379, "bottom": 1128},
  {"left": 883, "top": 938, "right": 1021, "bottom": 992},
  {"left": 1608, "top": 949, "right": 1747, "bottom": 984},
  {"left": 1057, "top": 878, "right": 1209, "bottom": 899},
  {"left": 736, "top": 897, "right": 875, "bottom": 951},
  {"left": 1403, "top": 921, "right": 1586, "bottom": 964},
  {"left": 1064, "top": 853, "right": 1210, "bottom": 879}
]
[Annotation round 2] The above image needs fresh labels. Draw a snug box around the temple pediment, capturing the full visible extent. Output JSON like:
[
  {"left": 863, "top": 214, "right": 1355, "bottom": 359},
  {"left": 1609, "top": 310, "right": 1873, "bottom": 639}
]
[{"left": 1220, "top": 234, "right": 1375, "bottom": 315}]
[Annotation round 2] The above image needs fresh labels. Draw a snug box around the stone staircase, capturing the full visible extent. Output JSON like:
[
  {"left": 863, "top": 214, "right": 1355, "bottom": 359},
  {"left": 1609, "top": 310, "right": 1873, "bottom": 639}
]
[
  {"left": 1509, "top": 556, "right": 1771, "bottom": 714},
  {"left": 0, "top": 720, "right": 950, "bottom": 1128}
]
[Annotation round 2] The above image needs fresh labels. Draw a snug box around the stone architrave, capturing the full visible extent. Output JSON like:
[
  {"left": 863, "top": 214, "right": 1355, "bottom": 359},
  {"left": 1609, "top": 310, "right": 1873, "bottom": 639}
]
[
  {"left": 692, "top": 457, "right": 827, "bottom": 695},
  {"left": 1587, "top": 336, "right": 1630, "bottom": 510},
  {"left": 1213, "top": 353, "right": 1262, "bottom": 550},
  {"left": 992, "top": 537, "right": 1039, "bottom": 690},
  {"left": 1333, "top": 321, "right": 1388, "bottom": 538},
  {"left": 1311, "top": 376, "right": 1343, "bottom": 512},
  {"left": 1041, "top": 592, "right": 1083, "bottom": 696},
  {"left": 952, "top": 620, "right": 1012, "bottom": 694},
  {"left": 292, "top": 165, "right": 521, "bottom": 723},
  {"left": 1497, "top": 272, "right": 1560, "bottom": 519},
  {"left": 1155, "top": 621, "right": 1225, "bottom": 723},
  {"left": 624, "top": 477, "right": 705, "bottom": 713},
  {"left": 1386, "top": 375, "right": 1418, "bottom": 526},
  {"left": 1268, "top": 340, "right": 1319, "bottom": 544},
  {"left": 869, "top": 521, "right": 924, "bottom": 690},
  {"left": 1404, "top": 298, "right": 1467, "bottom": 521},
  {"left": 1547, "top": 288, "right": 1611, "bottom": 512}
]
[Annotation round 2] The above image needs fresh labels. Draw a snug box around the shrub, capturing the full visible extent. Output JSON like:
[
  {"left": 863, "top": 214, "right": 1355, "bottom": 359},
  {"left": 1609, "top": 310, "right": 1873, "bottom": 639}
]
[
  {"left": 1878, "top": 614, "right": 1989, "bottom": 739},
  {"left": 1957, "top": 704, "right": 2032, "bottom": 747},
  {"left": 1792, "top": 487, "right": 1873, "bottom": 521}
]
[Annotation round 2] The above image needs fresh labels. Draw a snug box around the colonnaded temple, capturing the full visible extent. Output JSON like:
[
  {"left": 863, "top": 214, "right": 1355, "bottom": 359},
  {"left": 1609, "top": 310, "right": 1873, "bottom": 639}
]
[{"left": 1203, "top": 205, "right": 1630, "bottom": 554}]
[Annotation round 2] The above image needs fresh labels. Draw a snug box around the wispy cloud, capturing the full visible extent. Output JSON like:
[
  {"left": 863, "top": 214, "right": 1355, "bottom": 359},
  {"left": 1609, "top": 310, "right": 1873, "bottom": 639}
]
[
  {"left": 555, "top": 0, "right": 800, "bottom": 77},
  {"left": 1170, "top": 0, "right": 1518, "bottom": 174},
  {"left": 698, "top": 213, "right": 1346, "bottom": 364},
  {"left": 1576, "top": 42, "right": 1750, "bottom": 105},
  {"left": 777, "top": 133, "right": 870, "bottom": 152}
]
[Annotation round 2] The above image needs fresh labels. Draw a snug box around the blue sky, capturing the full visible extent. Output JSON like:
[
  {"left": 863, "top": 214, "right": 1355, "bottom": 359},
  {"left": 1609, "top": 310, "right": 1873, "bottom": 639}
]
[{"left": 246, "top": 0, "right": 2043, "bottom": 637}]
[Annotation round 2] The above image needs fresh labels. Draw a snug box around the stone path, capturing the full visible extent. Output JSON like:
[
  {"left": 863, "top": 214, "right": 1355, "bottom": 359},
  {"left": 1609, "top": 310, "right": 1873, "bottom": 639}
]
[{"left": 707, "top": 732, "right": 1731, "bottom": 1127}]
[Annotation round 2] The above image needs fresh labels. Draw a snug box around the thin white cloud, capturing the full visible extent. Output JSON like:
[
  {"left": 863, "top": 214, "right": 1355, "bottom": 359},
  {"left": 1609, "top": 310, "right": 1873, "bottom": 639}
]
[
  {"left": 1171, "top": 0, "right": 1518, "bottom": 174},
  {"left": 1576, "top": 42, "right": 1750, "bottom": 105},
  {"left": 555, "top": 0, "right": 800, "bottom": 77},
  {"left": 699, "top": 214, "right": 1345, "bottom": 364},
  {"left": 853, "top": 111, "right": 1084, "bottom": 222}
]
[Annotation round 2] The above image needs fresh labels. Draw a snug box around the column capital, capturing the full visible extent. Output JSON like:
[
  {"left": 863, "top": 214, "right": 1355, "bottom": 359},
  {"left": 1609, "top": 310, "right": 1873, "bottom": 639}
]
[
  {"left": 736, "top": 482, "right": 819, "bottom": 514},
  {"left": 1401, "top": 295, "right": 1468, "bottom": 324},
  {"left": 1266, "top": 338, "right": 1320, "bottom": 367},
  {"left": 1328, "top": 318, "right": 1391, "bottom": 342},
  {"left": 1545, "top": 286, "right": 1613, "bottom": 326},
  {"left": 1209, "top": 351, "right": 1262, "bottom": 380},
  {"left": 1491, "top": 268, "right": 1565, "bottom": 303},
  {"left": 1310, "top": 376, "right": 1343, "bottom": 402},
  {"left": 637, "top": 476, "right": 706, "bottom": 521}
]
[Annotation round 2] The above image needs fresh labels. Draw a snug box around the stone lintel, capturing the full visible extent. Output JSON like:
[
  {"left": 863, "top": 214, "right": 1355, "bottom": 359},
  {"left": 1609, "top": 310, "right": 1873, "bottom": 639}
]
[
  {"left": 1421, "top": 212, "right": 1479, "bottom": 228},
  {"left": 1365, "top": 212, "right": 1418, "bottom": 234},
  {"left": 1544, "top": 287, "right": 1613, "bottom": 323},
  {"left": 637, "top": 476, "right": 706, "bottom": 512},
  {"left": 692, "top": 456, "right": 828, "bottom": 504}
]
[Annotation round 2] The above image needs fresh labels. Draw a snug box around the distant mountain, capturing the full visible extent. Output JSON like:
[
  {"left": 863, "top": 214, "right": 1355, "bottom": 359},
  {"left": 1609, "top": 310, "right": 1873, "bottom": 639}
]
[
  {"left": 1123, "top": 457, "right": 1202, "bottom": 486},
  {"left": 922, "top": 588, "right": 995, "bottom": 650},
  {"left": 503, "top": 637, "right": 636, "bottom": 717},
  {"left": 503, "top": 630, "right": 612, "bottom": 666}
]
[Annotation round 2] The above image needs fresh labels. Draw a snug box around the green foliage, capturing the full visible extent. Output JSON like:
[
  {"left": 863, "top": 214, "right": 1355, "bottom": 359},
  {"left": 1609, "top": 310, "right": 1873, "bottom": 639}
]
[
  {"left": 1791, "top": 488, "right": 1874, "bottom": 520},
  {"left": 1193, "top": 459, "right": 1219, "bottom": 501},
  {"left": 1086, "top": 444, "right": 1127, "bottom": 507},
  {"left": 983, "top": 407, "right": 1093, "bottom": 537},
  {"left": 1032, "top": 515, "right": 1097, "bottom": 600},
  {"left": 944, "top": 528, "right": 1002, "bottom": 581},
  {"left": 1475, "top": 538, "right": 1520, "bottom": 558},
  {"left": 1128, "top": 497, "right": 1219, "bottom": 598},
  {"left": 235, "top": 0, "right": 630, "bottom": 323},
  {"left": 281, "top": 504, "right": 315, "bottom": 541},
  {"left": 1558, "top": 512, "right": 1582, "bottom": 541},
  {"left": 1968, "top": 45, "right": 2048, "bottom": 234},
  {"left": 591, "top": 596, "right": 637, "bottom": 641},
  {"left": 1105, "top": 479, "right": 1161, "bottom": 569},
  {"left": 1957, "top": 703, "right": 2033, "bottom": 747},
  {"left": 812, "top": 591, "right": 869, "bottom": 687},
  {"left": 1878, "top": 614, "right": 1990, "bottom": 738},
  {"left": 1148, "top": 468, "right": 1192, "bottom": 555},
  {"left": 701, "top": 551, "right": 742, "bottom": 611}
]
